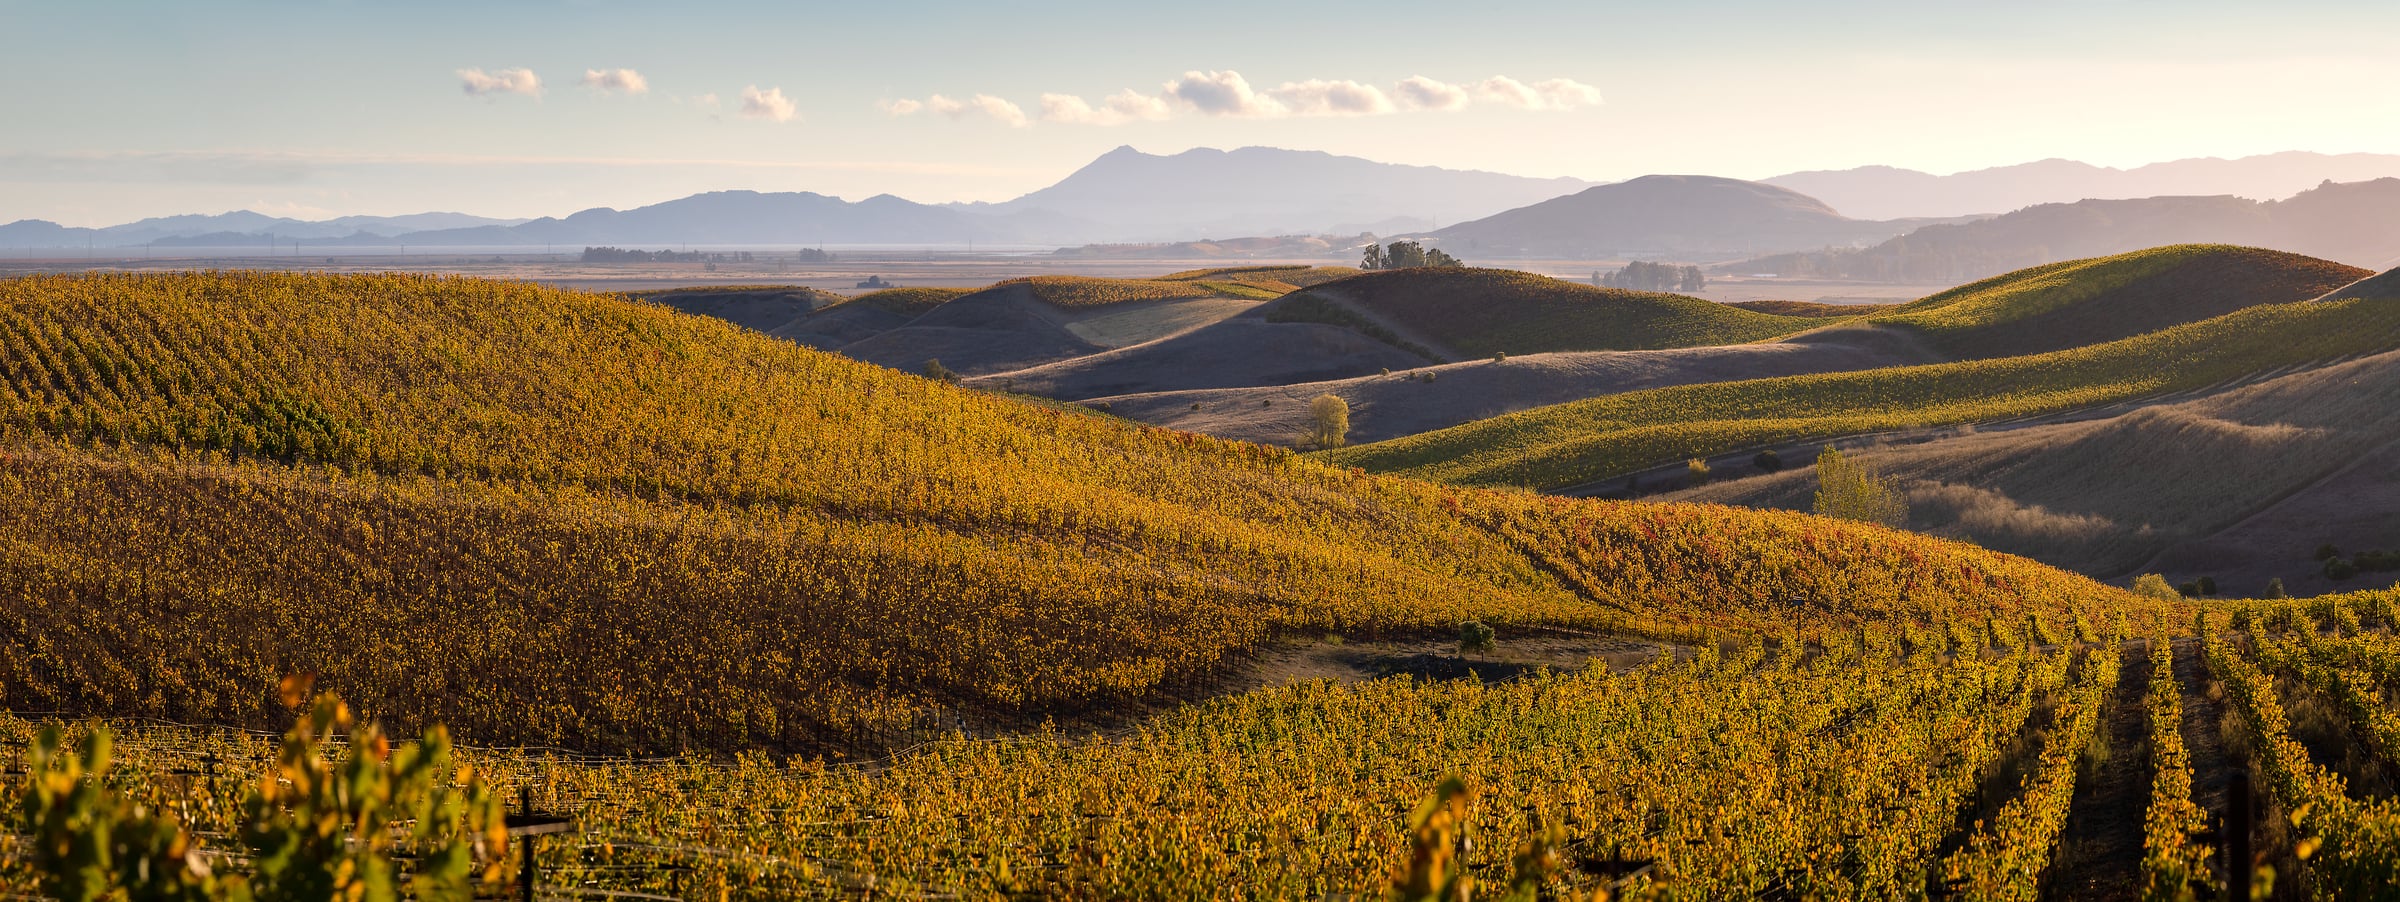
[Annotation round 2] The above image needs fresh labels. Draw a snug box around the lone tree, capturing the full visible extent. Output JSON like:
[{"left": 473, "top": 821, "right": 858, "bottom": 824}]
[
  {"left": 1812, "top": 446, "right": 1907, "bottom": 527},
  {"left": 1305, "top": 394, "right": 1351, "bottom": 449}
]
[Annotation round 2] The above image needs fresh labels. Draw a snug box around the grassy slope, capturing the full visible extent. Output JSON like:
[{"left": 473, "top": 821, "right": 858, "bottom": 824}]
[
  {"left": 1729, "top": 300, "right": 1900, "bottom": 318},
  {"left": 1324, "top": 283, "right": 2400, "bottom": 491},
  {"left": 1162, "top": 264, "right": 1360, "bottom": 288},
  {"left": 1286, "top": 268, "right": 1819, "bottom": 357},
  {"left": 0, "top": 272, "right": 2158, "bottom": 754},
  {"left": 1866, "top": 244, "right": 2367, "bottom": 359}
]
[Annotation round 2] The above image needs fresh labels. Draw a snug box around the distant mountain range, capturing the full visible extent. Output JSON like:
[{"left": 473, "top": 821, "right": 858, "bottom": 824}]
[
  {"left": 7, "top": 147, "right": 2397, "bottom": 257},
  {"left": 1765, "top": 151, "right": 2400, "bottom": 220},
  {"left": 1728, "top": 178, "right": 2400, "bottom": 281},
  {"left": 958, "top": 145, "right": 1597, "bottom": 240},
  {"left": 0, "top": 147, "right": 1597, "bottom": 250},
  {"left": 0, "top": 211, "right": 525, "bottom": 250},
  {"left": 1414, "top": 175, "right": 1965, "bottom": 260}
]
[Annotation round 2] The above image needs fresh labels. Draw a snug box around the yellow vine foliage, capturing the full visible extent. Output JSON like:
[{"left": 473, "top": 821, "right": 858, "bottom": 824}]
[{"left": 0, "top": 271, "right": 2170, "bottom": 754}]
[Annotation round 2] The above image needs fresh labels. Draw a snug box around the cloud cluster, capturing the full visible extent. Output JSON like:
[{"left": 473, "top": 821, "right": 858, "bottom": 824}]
[
  {"left": 887, "top": 70, "right": 1601, "bottom": 127},
  {"left": 741, "top": 86, "right": 798, "bottom": 122},
  {"left": 883, "top": 93, "right": 1031, "bottom": 127},
  {"left": 580, "top": 68, "right": 649, "bottom": 95},
  {"left": 457, "top": 68, "right": 542, "bottom": 98}
]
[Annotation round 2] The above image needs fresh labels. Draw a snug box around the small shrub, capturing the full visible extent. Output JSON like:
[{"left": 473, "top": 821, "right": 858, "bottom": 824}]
[
  {"left": 2131, "top": 573, "right": 2180, "bottom": 600},
  {"left": 1458, "top": 620, "right": 1497, "bottom": 658},
  {"left": 1491, "top": 352, "right": 1507, "bottom": 363},
  {"left": 2265, "top": 578, "right": 2288, "bottom": 599},
  {"left": 921, "top": 358, "right": 959, "bottom": 384},
  {"left": 2326, "top": 558, "right": 2360, "bottom": 581},
  {"left": 2196, "top": 576, "right": 2218, "bottom": 597},
  {"left": 1753, "top": 449, "right": 1784, "bottom": 473},
  {"left": 2178, "top": 581, "right": 2201, "bottom": 598},
  {"left": 2316, "top": 543, "right": 2342, "bottom": 561},
  {"left": 1685, "top": 458, "right": 1711, "bottom": 485},
  {"left": 1191, "top": 402, "right": 1203, "bottom": 411}
]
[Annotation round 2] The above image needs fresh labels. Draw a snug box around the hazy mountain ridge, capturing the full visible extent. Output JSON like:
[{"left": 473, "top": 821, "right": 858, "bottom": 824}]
[
  {"left": 1731, "top": 178, "right": 2400, "bottom": 281},
  {"left": 1768, "top": 151, "right": 2400, "bottom": 219},
  {"left": 970, "top": 145, "right": 1600, "bottom": 241},
  {"left": 1416, "top": 174, "right": 1969, "bottom": 260}
]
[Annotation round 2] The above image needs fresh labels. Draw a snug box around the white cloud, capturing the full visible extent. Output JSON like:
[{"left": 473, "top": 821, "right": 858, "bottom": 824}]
[
  {"left": 1394, "top": 75, "right": 1471, "bottom": 112},
  {"left": 1162, "top": 69, "right": 1283, "bottom": 117},
  {"left": 1263, "top": 79, "right": 1394, "bottom": 116},
  {"left": 968, "top": 94, "right": 1029, "bottom": 128},
  {"left": 889, "top": 72, "right": 1600, "bottom": 127},
  {"left": 1040, "top": 89, "right": 1173, "bottom": 125},
  {"left": 1475, "top": 76, "right": 1604, "bottom": 110},
  {"left": 580, "top": 68, "right": 649, "bottom": 95},
  {"left": 457, "top": 67, "right": 542, "bottom": 98},
  {"left": 740, "top": 85, "right": 797, "bottom": 122},
  {"left": 695, "top": 92, "right": 720, "bottom": 108},
  {"left": 901, "top": 93, "right": 1029, "bottom": 127}
]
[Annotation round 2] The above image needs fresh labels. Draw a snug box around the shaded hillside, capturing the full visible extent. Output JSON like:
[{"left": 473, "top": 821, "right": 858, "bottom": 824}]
[
  {"left": 1419, "top": 175, "right": 1940, "bottom": 260},
  {"left": 1324, "top": 265, "right": 2400, "bottom": 491},
  {"left": 1727, "top": 300, "right": 1900, "bottom": 317},
  {"left": 0, "top": 271, "right": 2152, "bottom": 755},
  {"left": 632, "top": 284, "right": 850, "bottom": 336},
  {"left": 840, "top": 277, "right": 1270, "bottom": 376},
  {"left": 1666, "top": 339, "right": 2400, "bottom": 596},
  {"left": 1076, "top": 326, "right": 1942, "bottom": 446},
  {"left": 765, "top": 287, "right": 970, "bottom": 349},
  {"left": 1282, "top": 267, "right": 1820, "bottom": 357},
  {"left": 1733, "top": 179, "right": 2400, "bottom": 281},
  {"left": 1867, "top": 245, "right": 2369, "bottom": 358}
]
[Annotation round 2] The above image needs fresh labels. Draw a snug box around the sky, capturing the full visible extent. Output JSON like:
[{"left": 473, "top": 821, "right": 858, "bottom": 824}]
[{"left": 6, "top": 0, "right": 2399, "bottom": 225}]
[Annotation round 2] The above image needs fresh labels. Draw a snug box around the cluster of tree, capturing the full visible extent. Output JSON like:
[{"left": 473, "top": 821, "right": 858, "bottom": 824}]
[
  {"left": 1593, "top": 261, "right": 1705, "bottom": 292},
  {"left": 2317, "top": 543, "right": 2400, "bottom": 581},
  {"left": 1360, "top": 240, "right": 1463, "bottom": 270},
  {"left": 581, "top": 247, "right": 776, "bottom": 264}
]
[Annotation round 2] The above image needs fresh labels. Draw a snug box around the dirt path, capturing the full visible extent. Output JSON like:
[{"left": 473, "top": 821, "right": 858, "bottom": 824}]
[
  {"left": 2046, "top": 640, "right": 2154, "bottom": 900},
  {"left": 2173, "top": 638, "right": 2237, "bottom": 863}
]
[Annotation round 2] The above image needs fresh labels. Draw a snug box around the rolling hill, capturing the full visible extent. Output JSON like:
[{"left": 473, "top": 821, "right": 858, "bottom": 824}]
[
  {"left": 837, "top": 276, "right": 1278, "bottom": 376},
  {"left": 1666, "top": 342, "right": 2400, "bottom": 597},
  {"left": 0, "top": 270, "right": 2162, "bottom": 759},
  {"left": 1417, "top": 174, "right": 1947, "bottom": 260},
  {"left": 1323, "top": 258, "right": 2400, "bottom": 491},
  {"left": 980, "top": 267, "right": 1834, "bottom": 401},
  {"left": 1277, "top": 267, "right": 1822, "bottom": 357},
  {"left": 1865, "top": 245, "right": 2369, "bottom": 359}
]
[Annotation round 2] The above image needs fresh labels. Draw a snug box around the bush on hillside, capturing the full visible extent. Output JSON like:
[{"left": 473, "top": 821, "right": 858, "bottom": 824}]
[
  {"left": 921, "top": 358, "right": 960, "bottom": 384},
  {"left": 2265, "top": 578, "right": 2288, "bottom": 599},
  {"left": 2131, "top": 573, "right": 2180, "bottom": 601},
  {"left": 1753, "top": 449, "right": 1784, "bottom": 473},
  {"left": 2325, "top": 558, "right": 2360, "bottom": 581},
  {"left": 2316, "top": 543, "right": 2342, "bottom": 561},
  {"left": 1686, "top": 458, "right": 1711, "bottom": 485},
  {"left": 1812, "top": 446, "right": 1908, "bottom": 528}
]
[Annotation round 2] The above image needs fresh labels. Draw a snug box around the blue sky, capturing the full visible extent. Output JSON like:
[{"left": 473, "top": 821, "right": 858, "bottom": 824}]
[{"left": 6, "top": 0, "right": 2398, "bottom": 224}]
